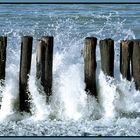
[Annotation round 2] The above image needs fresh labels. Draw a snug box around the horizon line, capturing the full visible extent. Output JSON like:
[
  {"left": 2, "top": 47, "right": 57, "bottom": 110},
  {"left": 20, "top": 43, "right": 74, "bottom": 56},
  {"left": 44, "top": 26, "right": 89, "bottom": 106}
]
[{"left": 0, "top": 2, "right": 140, "bottom": 4}]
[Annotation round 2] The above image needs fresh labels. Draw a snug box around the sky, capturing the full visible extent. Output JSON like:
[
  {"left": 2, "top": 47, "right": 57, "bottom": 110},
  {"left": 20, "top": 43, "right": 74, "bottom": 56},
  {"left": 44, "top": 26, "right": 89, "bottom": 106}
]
[{"left": 0, "top": 0, "right": 140, "bottom": 3}]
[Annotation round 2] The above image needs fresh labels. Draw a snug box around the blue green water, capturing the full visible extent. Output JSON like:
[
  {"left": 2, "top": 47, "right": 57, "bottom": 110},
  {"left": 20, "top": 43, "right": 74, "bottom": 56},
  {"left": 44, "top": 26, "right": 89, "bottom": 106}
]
[{"left": 0, "top": 3, "right": 140, "bottom": 136}]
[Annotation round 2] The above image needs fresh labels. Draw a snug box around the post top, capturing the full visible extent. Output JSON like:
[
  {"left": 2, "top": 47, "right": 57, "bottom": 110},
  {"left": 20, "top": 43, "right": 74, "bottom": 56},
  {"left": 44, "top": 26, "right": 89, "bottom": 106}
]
[
  {"left": 100, "top": 38, "right": 114, "bottom": 42},
  {"left": 22, "top": 36, "right": 33, "bottom": 39},
  {"left": 0, "top": 36, "right": 7, "bottom": 41},
  {"left": 121, "top": 39, "right": 133, "bottom": 42},
  {"left": 85, "top": 37, "right": 97, "bottom": 41},
  {"left": 41, "top": 36, "right": 53, "bottom": 39},
  {"left": 132, "top": 39, "right": 140, "bottom": 42},
  {"left": 120, "top": 40, "right": 133, "bottom": 45}
]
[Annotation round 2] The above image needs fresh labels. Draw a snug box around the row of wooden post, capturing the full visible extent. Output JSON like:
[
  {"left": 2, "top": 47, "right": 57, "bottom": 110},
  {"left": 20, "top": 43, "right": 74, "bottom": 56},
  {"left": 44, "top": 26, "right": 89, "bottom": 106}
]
[
  {"left": 19, "top": 36, "right": 53, "bottom": 112},
  {"left": 84, "top": 37, "right": 115, "bottom": 97},
  {"left": 85, "top": 37, "right": 140, "bottom": 96},
  {"left": 0, "top": 36, "right": 140, "bottom": 112}
]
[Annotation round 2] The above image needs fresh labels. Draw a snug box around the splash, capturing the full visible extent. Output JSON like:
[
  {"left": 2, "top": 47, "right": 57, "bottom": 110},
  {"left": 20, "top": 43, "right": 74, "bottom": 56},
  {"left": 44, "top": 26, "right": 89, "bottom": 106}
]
[{"left": 0, "top": 4, "right": 139, "bottom": 135}]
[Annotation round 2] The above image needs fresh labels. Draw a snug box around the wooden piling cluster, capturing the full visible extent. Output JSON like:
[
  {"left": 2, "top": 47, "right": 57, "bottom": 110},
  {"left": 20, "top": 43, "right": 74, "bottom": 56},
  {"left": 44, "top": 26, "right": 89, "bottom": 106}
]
[
  {"left": 0, "top": 35, "right": 140, "bottom": 112},
  {"left": 84, "top": 38, "right": 115, "bottom": 96},
  {"left": 36, "top": 36, "right": 53, "bottom": 102},
  {"left": 19, "top": 36, "right": 54, "bottom": 112},
  {"left": 84, "top": 38, "right": 140, "bottom": 96},
  {"left": 120, "top": 39, "right": 140, "bottom": 90}
]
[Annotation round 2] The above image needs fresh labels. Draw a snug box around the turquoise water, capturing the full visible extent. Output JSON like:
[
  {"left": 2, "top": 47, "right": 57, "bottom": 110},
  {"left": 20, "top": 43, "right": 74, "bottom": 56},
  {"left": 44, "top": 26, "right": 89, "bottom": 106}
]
[
  {"left": 0, "top": 3, "right": 140, "bottom": 136},
  {"left": 0, "top": 4, "right": 140, "bottom": 38}
]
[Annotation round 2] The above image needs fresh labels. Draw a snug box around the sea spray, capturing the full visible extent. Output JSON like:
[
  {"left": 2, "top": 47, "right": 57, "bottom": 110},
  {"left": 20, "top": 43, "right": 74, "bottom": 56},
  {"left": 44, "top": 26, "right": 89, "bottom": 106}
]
[
  {"left": 0, "top": 4, "right": 139, "bottom": 135},
  {"left": 115, "top": 78, "right": 140, "bottom": 116},
  {"left": 29, "top": 53, "right": 51, "bottom": 121},
  {"left": 98, "top": 71, "right": 117, "bottom": 118},
  {"left": 0, "top": 64, "right": 19, "bottom": 121},
  {"left": 52, "top": 63, "right": 87, "bottom": 120}
]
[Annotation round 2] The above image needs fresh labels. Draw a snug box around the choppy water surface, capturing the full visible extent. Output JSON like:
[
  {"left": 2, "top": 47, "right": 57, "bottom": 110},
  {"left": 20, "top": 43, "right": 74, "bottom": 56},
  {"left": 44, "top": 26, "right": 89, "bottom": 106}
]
[{"left": 0, "top": 4, "right": 140, "bottom": 136}]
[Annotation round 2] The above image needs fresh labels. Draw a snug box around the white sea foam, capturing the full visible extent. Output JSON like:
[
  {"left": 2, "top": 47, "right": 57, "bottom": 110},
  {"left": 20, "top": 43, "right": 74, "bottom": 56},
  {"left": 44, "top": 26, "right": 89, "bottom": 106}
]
[{"left": 0, "top": 5, "right": 139, "bottom": 136}]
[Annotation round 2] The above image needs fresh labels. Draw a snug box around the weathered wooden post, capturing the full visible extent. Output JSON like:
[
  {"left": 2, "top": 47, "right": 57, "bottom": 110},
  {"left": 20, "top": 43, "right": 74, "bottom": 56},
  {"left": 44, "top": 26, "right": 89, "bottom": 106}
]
[
  {"left": 0, "top": 36, "right": 7, "bottom": 84},
  {"left": 84, "top": 37, "right": 97, "bottom": 96},
  {"left": 132, "top": 39, "right": 140, "bottom": 90},
  {"left": 19, "top": 36, "right": 33, "bottom": 112},
  {"left": 36, "top": 36, "right": 53, "bottom": 100},
  {"left": 120, "top": 40, "right": 133, "bottom": 81},
  {"left": 99, "top": 38, "right": 114, "bottom": 77},
  {"left": 36, "top": 39, "right": 45, "bottom": 80}
]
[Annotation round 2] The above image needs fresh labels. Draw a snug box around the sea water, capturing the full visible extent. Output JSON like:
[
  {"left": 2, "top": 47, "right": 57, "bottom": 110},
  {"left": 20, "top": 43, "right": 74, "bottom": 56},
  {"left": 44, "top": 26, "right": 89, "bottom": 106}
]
[{"left": 0, "top": 3, "right": 140, "bottom": 136}]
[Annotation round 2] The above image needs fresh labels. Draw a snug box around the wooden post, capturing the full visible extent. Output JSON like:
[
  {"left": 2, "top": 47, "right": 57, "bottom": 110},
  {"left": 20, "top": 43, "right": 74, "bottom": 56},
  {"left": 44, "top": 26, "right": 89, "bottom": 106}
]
[
  {"left": 132, "top": 39, "right": 140, "bottom": 90},
  {"left": 84, "top": 37, "right": 97, "bottom": 96},
  {"left": 0, "top": 36, "right": 7, "bottom": 84},
  {"left": 120, "top": 40, "right": 133, "bottom": 81},
  {"left": 19, "top": 36, "right": 33, "bottom": 112},
  {"left": 36, "top": 36, "right": 53, "bottom": 100},
  {"left": 99, "top": 38, "right": 114, "bottom": 77},
  {"left": 36, "top": 39, "right": 45, "bottom": 80}
]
